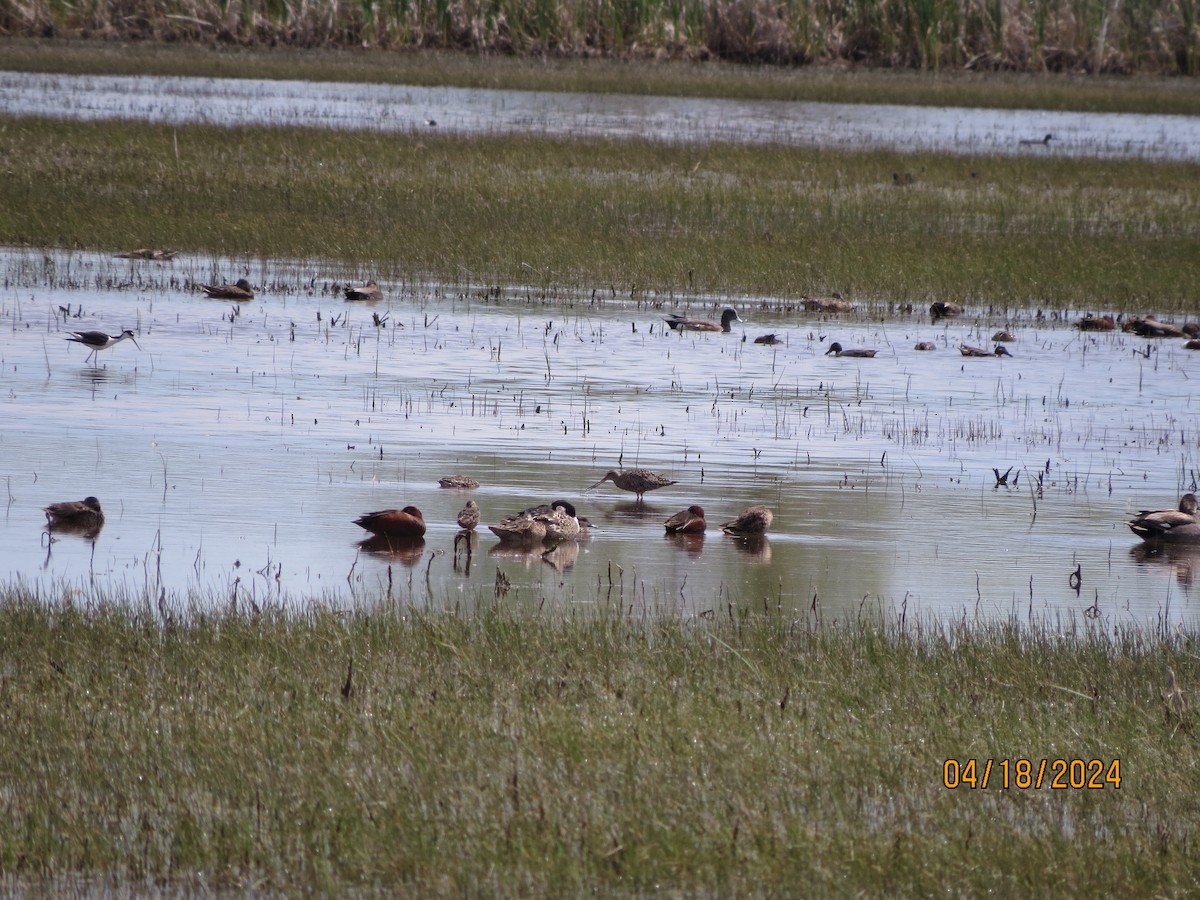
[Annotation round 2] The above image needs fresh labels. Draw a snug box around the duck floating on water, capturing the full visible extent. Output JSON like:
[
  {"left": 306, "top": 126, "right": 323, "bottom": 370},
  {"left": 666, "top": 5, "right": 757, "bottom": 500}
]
[
  {"left": 1129, "top": 494, "right": 1200, "bottom": 544},
  {"left": 353, "top": 505, "right": 426, "bottom": 538},
  {"left": 44, "top": 496, "right": 105, "bottom": 535},
  {"left": 200, "top": 278, "right": 255, "bottom": 300},
  {"left": 960, "top": 344, "right": 1012, "bottom": 357},
  {"left": 664, "top": 308, "right": 741, "bottom": 333},
  {"left": 721, "top": 505, "right": 773, "bottom": 536},
  {"left": 663, "top": 505, "right": 707, "bottom": 534},
  {"left": 826, "top": 342, "right": 877, "bottom": 358},
  {"left": 344, "top": 279, "right": 383, "bottom": 302}
]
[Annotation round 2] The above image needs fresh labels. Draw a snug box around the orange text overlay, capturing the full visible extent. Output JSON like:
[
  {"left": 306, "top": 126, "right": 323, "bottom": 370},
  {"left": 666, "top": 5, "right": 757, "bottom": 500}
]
[{"left": 943, "top": 758, "right": 1121, "bottom": 790}]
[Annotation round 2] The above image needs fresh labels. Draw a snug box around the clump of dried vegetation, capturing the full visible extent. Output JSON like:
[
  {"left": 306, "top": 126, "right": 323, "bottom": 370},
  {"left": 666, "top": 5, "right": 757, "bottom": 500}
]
[{"left": 2, "top": 0, "right": 1198, "bottom": 74}]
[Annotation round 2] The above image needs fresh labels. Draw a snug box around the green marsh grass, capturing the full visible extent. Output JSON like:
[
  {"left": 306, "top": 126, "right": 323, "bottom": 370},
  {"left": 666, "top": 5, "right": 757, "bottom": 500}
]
[
  {"left": 1, "top": 588, "right": 1197, "bottom": 893},
  {"left": 4, "top": 40, "right": 1200, "bottom": 115},
  {"left": 2, "top": 116, "right": 1198, "bottom": 311}
]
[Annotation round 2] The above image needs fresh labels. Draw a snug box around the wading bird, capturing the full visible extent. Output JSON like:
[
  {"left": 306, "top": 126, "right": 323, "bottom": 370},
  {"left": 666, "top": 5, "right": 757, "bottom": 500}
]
[
  {"left": 64, "top": 329, "right": 140, "bottom": 365},
  {"left": 456, "top": 500, "right": 480, "bottom": 531},
  {"left": 588, "top": 468, "right": 677, "bottom": 501}
]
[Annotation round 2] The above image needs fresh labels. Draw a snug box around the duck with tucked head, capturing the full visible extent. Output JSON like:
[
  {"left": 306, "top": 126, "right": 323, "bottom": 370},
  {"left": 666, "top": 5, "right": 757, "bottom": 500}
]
[
  {"left": 826, "top": 342, "right": 877, "bottom": 358},
  {"left": 456, "top": 500, "right": 480, "bottom": 531},
  {"left": 353, "top": 505, "right": 426, "bottom": 538},
  {"left": 1129, "top": 494, "right": 1200, "bottom": 544},
  {"left": 721, "top": 505, "right": 774, "bottom": 536},
  {"left": 930, "top": 302, "right": 963, "bottom": 320},
  {"left": 664, "top": 505, "right": 707, "bottom": 534},
  {"left": 664, "top": 308, "right": 741, "bottom": 333},
  {"left": 44, "top": 496, "right": 105, "bottom": 534}
]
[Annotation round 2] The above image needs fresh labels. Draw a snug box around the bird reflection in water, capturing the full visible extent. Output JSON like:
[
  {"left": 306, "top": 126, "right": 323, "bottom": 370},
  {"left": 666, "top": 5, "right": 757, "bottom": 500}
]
[
  {"left": 356, "top": 535, "right": 426, "bottom": 566},
  {"left": 1130, "top": 543, "right": 1200, "bottom": 589}
]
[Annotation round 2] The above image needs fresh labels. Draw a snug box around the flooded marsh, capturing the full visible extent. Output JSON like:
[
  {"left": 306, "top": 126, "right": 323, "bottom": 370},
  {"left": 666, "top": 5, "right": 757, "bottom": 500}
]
[{"left": 3, "top": 249, "right": 1198, "bottom": 626}]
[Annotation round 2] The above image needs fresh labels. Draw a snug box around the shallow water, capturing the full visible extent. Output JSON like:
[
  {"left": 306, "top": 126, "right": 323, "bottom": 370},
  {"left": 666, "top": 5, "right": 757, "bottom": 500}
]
[
  {"left": 2, "top": 70, "right": 1200, "bottom": 161},
  {"left": 2, "top": 249, "right": 1198, "bottom": 626}
]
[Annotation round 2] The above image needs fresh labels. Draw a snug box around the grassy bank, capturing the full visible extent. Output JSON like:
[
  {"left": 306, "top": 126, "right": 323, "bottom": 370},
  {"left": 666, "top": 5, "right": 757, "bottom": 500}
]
[
  {"left": 1, "top": 0, "right": 1198, "bottom": 76},
  {"left": 2, "top": 116, "right": 1198, "bottom": 309},
  {"left": 5, "top": 39, "right": 1200, "bottom": 115},
  {"left": 0, "top": 590, "right": 1196, "bottom": 894}
]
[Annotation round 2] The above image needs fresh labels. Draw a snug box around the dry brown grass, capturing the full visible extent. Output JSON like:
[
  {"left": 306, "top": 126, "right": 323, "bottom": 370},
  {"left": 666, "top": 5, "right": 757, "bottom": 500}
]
[{"left": 2, "top": 0, "right": 1197, "bottom": 74}]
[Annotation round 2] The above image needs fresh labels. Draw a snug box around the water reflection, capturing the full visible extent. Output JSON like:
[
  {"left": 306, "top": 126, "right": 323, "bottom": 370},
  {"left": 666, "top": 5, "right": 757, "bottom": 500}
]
[
  {"left": 357, "top": 535, "right": 426, "bottom": 565},
  {"left": 1130, "top": 544, "right": 1200, "bottom": 590}
]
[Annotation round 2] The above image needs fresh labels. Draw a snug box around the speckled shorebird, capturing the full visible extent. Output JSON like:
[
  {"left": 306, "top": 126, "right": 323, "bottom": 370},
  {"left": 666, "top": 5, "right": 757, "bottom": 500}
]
[
  {"left": 588, "top": 468, "right": 677, "bottom": 501},
  {"left": 826, "top": 342, "right": 877, "bottom": 358},
  {"left": 438, "top": 475, "right": 480, "bottom": 489},
  {"left": 664, "top": 308, "right": 741, "bottom": 333},
  {"left": 201, "top": 278, "right": 255, "bottom": 300},
  {"left": 64, "top": 329, "right": 140, "bottom": 365},
  {"left": 664, "top": 505, "right": 707, "bottom": 534},
  {"left": 44, "top": 496, "right": 105, "bottom": 531},
  {"left": 1129, "top": 494, "right": 1200, "bottom": 544},
  {"left": 353, "top": 505, "right": 426, "bottom": 538},
  {"left": 930, "top": 301, "right": 963, "bottom": 320},
  {"left": 721, "top": 505, "right": 774, "bottom": 536},
  {"left": 456, "top": 500, "right": 480, "bottom": 531},
  {"left": 344, "top": 279, "right": 383, "bottom": 302},
  {"left": 960, "top": 344, "right": 1012, "bottom": 357}
]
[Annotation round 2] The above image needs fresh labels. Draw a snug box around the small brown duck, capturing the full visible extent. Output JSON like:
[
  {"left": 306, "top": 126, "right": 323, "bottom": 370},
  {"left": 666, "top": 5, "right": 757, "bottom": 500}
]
[
  {"left": 439, "top": 475, "right": 480, "bottom": 489},
  {"left": 44, "top": 496, "right": 105, "bottom": 532},
  {"left": 588, "top": 468, "right": 678, "bottom": 501},
  {"left": 201, "top": 278, "right": 255, "bottom": 300},
  {"left": 826, "top": 342, "right": 877, "bottom": 358},
  {"left": 664, "top": 308, "right": 741, "bottom": 333},
  {"left": 537, "top": 501, "right": 582, "bottom": 543},
  {"left": 1185, "top": 340, "right": 1200, "bottom": 351},
  {"left": 914, "top": 341, "right": 937, "bottom": 351},
  {"left": 754, "top": 333, "right": 782, "bottom": 345},
  {"left": 1129, "top": 494, "right": 1200, "bottom": 544},
  {"left": 960, "top": 344, "right": 1012, "bottom": 357},
  {"left": 344, "top": 279, "right": 383, "bottom": 302},
  {"left": 930, "top": 302, "right": 963, "bottom": 320},
  {"left": 353, "top": 505, "right": 426, "bottom": 538},
  {"left": 721, "top": 505, "right": 773, "bottom": 536},
  {"left": 664, "top": 505, "right": 707, "bottom": 534},
  {"left": 992, "top": 330, "right": 1015, "bottom": 343},
  {"left": 456, "top": 500, "right": 480, "bottom": 531},
  {"left": 1076, "top": 315, "right": 1116, "bottom": 332},
  {"left": 489, "top": 512, "right": 548, "bottom": 545},
  {"left": 114, "top": 248, "right": 179, "bottom": 261}
]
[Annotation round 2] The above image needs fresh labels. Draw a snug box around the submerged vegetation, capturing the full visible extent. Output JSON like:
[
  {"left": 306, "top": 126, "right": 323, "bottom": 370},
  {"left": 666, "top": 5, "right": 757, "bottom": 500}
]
[
  {"left": 0, "top": 590, "right": 1197, "bottom": 893},
  {"left": 2, "top": 115, "right": 1198, "bottom": 309},
  {"left": 2, "top": 0, "right": 1200, "bottom": 75}
]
